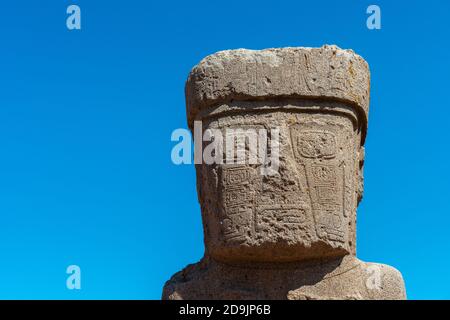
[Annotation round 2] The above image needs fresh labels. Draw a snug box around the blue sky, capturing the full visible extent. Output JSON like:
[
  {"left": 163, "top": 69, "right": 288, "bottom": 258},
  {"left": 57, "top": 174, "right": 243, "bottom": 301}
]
[{"left": 0, "top": 0, "right": 448, "bottom": 299}]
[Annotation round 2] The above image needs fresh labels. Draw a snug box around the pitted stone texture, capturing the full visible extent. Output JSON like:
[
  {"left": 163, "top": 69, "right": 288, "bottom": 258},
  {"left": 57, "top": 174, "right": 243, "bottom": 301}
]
[
  {"left": 162, "top": 256, "right": 406, "bottom": 300},
  {"left": 196, "top": 103, "right": 361, "bottom": 262},
  {"left": 164, "top": 46, "right": 406, "bottom": 300},
  {"left": 185, "top": 45, "right": 370, "bottom": 141}
]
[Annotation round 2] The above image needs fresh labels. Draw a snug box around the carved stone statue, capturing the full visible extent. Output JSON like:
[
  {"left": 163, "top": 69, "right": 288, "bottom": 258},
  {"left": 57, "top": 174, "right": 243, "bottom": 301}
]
[{"left": 163, "top": 45, "right": 406, "bottom": 300}]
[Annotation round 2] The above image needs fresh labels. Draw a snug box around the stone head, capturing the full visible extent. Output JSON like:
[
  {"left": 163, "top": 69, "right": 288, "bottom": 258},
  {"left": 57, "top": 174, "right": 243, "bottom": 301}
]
[{"left": 185, "top": 46, "right": 370, "bottom": 263}]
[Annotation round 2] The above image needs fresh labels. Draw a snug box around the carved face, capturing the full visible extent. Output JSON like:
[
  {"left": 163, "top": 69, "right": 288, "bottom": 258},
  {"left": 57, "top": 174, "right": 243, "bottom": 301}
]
[{"left": 196, "top": 101, "right": 364, "bottom": 263}]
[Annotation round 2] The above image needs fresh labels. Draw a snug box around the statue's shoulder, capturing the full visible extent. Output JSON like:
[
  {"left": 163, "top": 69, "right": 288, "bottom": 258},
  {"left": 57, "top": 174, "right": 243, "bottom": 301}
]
[
  {"left": 162, "top": 259, "right": 209, "bottom": 300},
  {"left": 359, "top": 260, "right": 407, "bottom": 300}
]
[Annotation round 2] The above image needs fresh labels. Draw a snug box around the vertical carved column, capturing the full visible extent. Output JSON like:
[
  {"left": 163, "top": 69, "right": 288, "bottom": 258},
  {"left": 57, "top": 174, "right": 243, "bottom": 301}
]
[{"left": 163, "top": 46, "right": 406, "bottom": 300}]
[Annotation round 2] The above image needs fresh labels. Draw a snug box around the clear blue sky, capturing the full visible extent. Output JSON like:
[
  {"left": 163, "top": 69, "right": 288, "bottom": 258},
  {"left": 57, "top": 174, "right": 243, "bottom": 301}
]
[{"left": 0, "top": 0, "right": 448, "bottom": 299}]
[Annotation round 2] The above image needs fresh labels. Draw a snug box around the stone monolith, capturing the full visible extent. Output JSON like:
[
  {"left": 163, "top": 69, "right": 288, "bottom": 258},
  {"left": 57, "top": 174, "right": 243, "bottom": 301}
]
[{"left": 163, "top": 45, "right": 406, "bottom": 300}]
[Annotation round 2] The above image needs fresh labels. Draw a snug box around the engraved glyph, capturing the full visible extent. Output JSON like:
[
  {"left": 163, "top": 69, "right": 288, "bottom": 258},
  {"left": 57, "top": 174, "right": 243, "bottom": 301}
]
[
  {"left": 297, "top": 131, "right": 337, "bottom": 159},
  {"left": 290, "top": 126, "right": 346, "bottom": 244},
  {"left": 219, "top": 165, "right": 256, "bottom": 244}
]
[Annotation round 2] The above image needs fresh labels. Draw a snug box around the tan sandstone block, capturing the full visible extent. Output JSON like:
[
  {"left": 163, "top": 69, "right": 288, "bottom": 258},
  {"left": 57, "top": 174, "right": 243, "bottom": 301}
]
[{"left": 164, "top": 46, "right": 406, "bottom": 300}]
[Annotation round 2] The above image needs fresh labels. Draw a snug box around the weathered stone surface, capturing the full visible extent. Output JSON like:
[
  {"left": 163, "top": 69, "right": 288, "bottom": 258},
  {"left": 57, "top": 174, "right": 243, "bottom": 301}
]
[
  {"left": 164, "top": 45, "right": 406, "bottom": 300},
  {"left": 163, "top": 256, "right": 405, "bottom": 300},
  {"left": 185, "top": 45, "right": 370, "bottom": 142}
]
